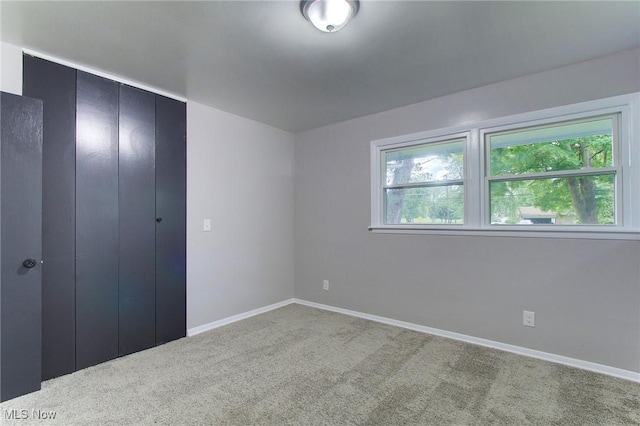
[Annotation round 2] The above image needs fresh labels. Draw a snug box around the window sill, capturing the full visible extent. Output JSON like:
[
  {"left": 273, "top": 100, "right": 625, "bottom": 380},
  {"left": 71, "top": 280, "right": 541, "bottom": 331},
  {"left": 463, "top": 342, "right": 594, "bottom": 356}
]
[{"left": 368, "top": 225, "right": 640, "bottom": 241}]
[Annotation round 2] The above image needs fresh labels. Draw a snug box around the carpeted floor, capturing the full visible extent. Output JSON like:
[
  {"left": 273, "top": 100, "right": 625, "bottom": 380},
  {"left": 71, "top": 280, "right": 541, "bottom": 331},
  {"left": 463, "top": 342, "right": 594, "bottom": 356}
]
[{"left": 1, "top": 304, "right": 638, "bottom": 425}]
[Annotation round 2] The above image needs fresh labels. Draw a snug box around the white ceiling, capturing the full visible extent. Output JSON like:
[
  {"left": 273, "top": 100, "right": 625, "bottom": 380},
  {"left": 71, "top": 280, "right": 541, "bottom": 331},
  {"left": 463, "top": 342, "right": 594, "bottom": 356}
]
[{"left": 1, "top": 1, "right": 639, "bottom": 133}]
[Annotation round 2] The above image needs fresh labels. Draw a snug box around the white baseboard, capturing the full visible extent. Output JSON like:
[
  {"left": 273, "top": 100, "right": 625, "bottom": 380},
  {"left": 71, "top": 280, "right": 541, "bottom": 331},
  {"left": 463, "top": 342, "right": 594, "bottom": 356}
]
[
  {"left": 293, "top": 298, "right": 640, "bottom": 383},
  {"left": 186, "top": 297, "right": 639, "bottom": 382},
  {"left": 187, "top": 298, "right": 295, "bottom": 336}
]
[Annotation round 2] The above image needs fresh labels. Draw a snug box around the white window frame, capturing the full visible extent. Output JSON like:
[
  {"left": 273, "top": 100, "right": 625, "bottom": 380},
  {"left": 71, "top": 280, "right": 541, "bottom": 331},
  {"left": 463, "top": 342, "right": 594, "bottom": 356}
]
[
  {"left": 482, "top": 113, "right": 622, "bottom": 229},
  {"left": 370, "top": 93, "right": 640, "bottom": 240}
]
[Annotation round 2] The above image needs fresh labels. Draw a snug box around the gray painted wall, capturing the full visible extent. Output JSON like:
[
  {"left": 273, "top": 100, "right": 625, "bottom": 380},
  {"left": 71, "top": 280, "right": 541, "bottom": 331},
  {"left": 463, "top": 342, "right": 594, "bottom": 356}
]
[
  {"left": 0, "top": 42, "right": 22, "bottom": 95},
  {"left": 294, "top": 48, "right": 640, "bottom": 372},
  {"left": 187, "top": 101, "right": 295, "bottom": 329}
]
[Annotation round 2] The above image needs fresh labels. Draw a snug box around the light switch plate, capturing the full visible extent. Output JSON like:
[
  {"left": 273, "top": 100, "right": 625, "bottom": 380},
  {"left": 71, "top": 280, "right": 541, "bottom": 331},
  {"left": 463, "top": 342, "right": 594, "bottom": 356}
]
[{"left": 203, "top": 219, "right": 211, "bottom": 232}]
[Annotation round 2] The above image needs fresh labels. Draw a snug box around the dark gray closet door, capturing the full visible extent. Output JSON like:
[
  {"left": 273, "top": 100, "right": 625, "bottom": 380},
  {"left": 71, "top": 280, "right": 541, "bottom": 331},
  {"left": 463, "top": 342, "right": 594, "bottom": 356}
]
[
  {"left": 75, "top": 72, "right": 119, "bottom": 370},
  {"left": 23, "top": 55, "right": 77, "bottom": 380},
  {"left": 155, "top": 96, "right": 186, "bottom": 344},
  {"left": 118, "top": 85, "right": 156, "bottom": 355},
  {"left": 0, "top": 92, "right": 43, "bottom": 402}
]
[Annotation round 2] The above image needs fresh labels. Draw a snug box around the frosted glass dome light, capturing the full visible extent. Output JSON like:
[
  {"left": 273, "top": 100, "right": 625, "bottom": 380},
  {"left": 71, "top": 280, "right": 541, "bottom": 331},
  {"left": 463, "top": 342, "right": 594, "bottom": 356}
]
[{"left": 301, "top": 0, "right": 360, "bottom": 33}]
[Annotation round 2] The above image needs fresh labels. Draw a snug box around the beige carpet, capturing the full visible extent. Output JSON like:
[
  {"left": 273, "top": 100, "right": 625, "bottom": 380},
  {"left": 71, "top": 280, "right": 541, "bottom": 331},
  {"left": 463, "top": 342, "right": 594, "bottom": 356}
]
[{"left": 1, "top": 304, "right": 638, "bottom": 425}]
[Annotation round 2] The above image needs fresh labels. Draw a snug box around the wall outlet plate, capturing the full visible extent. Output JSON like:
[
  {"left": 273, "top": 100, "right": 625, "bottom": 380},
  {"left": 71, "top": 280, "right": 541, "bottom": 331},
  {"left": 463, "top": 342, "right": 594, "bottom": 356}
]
[
  {"left": 523, "top": 310, "right": 535, "bottom": 327},
  {"left": 323, "top": 280, "right": 329, "bottom": 291}
]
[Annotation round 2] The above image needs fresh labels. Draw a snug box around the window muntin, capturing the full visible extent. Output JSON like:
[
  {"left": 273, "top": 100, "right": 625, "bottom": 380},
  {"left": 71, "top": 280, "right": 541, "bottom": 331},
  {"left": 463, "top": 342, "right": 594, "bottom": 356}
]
[
  {"left": 382, "top": 138, "right": 464, "bottom": 225},
  {"left": 486, "top": 115, "right": 619, "bottom": 226}
]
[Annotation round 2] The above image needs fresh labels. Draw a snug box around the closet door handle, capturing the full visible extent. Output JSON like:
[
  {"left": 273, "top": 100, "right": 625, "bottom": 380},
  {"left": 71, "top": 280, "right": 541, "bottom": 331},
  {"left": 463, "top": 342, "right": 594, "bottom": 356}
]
[
  {"left": 156, "top": 217, "right": 163, "bottom": 223},
  {"left": 22, "top": 258, "right": 37, "bottom": 269}
]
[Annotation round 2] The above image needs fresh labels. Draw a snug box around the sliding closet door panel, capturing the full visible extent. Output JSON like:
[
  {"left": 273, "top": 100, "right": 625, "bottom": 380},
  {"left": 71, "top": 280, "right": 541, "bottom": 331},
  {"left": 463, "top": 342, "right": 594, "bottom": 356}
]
[
  {"left": 23, "top": 55, "right": 77, "bottom": 380},
  {"left": 155, "top": 96, "right": 186, "bottom": 344},
  {"left": 75, "top": 71, "right": 119, "bottom": 370},
  {"left": 118, "top": 85, "right": 156, "bottom": 356}
]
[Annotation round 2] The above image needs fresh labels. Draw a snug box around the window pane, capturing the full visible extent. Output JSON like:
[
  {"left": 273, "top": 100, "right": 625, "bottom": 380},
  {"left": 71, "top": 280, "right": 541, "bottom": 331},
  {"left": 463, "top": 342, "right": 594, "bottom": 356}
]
[
  {"left": 384, "top": 140, "right": 463, "bottom": 185},
  {"left": 384, "top": 185, "right": 464, "bottom": 224},
  {"left": 489, "top": 117, "right": 614, "bottom": 176},
  {"left": 490, "top": 174, "right": 615, "bottom": 225}
]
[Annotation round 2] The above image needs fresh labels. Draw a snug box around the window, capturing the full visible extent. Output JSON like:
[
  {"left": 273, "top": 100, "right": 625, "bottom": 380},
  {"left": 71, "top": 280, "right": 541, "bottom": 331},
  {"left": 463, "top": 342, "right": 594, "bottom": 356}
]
[
  {"left": 486, "top": 115, "right": 619, "bottom": 226},
  {"left": 371, "top": 93, "right": 639, "bottom": 239},
  {"left": 382, "top": 137, "right": 465, "bottom": 225}
]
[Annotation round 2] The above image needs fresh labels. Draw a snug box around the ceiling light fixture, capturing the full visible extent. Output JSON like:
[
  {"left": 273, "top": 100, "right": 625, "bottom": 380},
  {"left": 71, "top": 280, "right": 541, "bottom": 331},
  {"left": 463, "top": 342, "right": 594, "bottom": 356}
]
[{"left": 300, "top": 0, "right": 360, "bottom": 33}]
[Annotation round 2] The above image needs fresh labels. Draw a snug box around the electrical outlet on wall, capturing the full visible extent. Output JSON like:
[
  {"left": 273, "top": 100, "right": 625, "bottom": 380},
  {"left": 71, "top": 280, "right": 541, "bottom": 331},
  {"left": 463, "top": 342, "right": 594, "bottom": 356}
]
[
  {"left": 523, "top": 310, "right": 535, "bottom": 327},
  {"left": 323, "top": 280, "right": 329, "bottom": 291}
]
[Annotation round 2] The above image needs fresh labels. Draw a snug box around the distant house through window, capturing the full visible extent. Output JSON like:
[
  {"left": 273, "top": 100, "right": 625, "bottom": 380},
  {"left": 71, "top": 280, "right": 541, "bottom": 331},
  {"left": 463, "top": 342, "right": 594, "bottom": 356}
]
[{"left": 518, "top": 207, "right": 556, "bottom": 225}]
